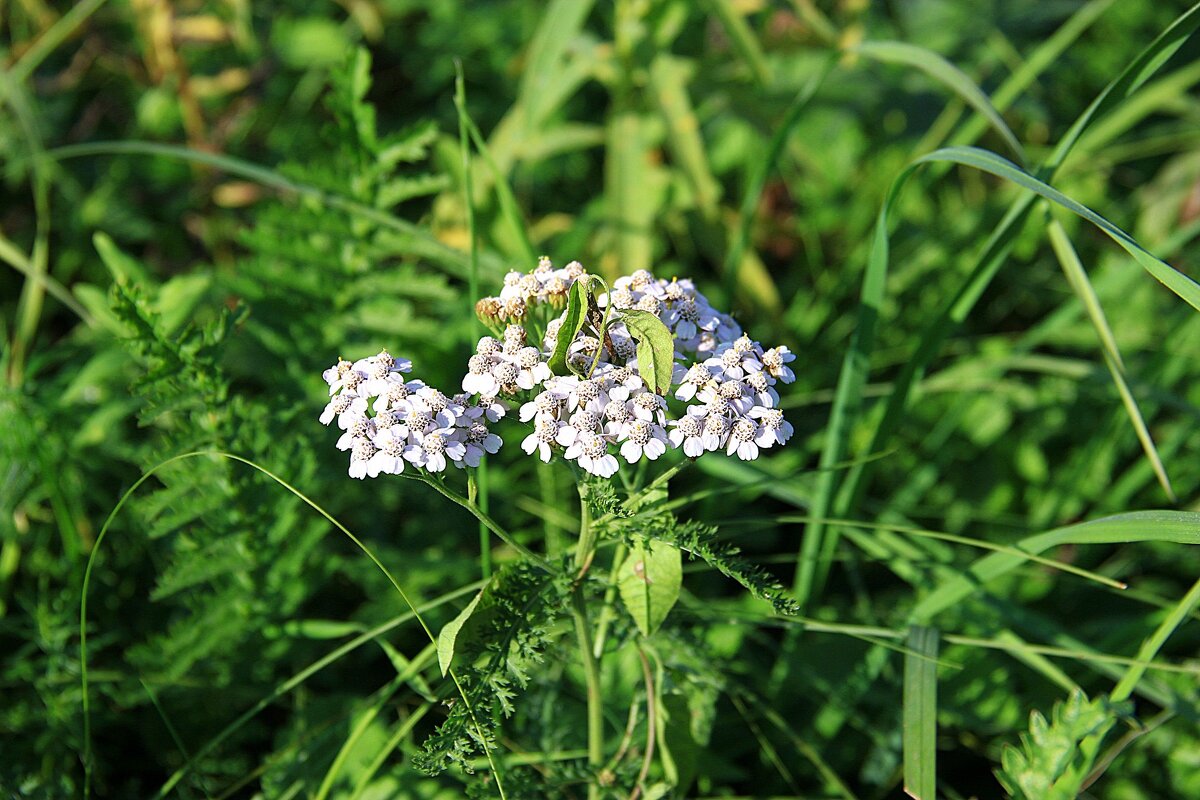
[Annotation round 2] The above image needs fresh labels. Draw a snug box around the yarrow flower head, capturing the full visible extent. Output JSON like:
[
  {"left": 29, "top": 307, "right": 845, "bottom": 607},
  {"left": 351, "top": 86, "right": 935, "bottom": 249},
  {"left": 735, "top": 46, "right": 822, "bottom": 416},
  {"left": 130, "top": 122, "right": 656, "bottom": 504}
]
[{"left": 322, "top": 261, "right": 795, "bottom": 481}]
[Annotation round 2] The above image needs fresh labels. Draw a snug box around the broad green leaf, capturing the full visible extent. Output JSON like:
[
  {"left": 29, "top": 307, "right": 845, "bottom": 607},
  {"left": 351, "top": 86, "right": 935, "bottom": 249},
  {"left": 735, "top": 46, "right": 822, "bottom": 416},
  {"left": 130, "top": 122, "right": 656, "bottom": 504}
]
[
  {"left": 619, "top": 308, "right": 675, "bottom": 395},
  {"left": 903, "top": 626, "right": 939, "bottom": 800},
  {"left": 618, "top": 540, "right": 682, "bottom": 636},
  {"left": 437, "top": 588, "right": 485, "bottom": 676},
  {"left": 548, "top": 276, "right": 592, "bottom": 375}
]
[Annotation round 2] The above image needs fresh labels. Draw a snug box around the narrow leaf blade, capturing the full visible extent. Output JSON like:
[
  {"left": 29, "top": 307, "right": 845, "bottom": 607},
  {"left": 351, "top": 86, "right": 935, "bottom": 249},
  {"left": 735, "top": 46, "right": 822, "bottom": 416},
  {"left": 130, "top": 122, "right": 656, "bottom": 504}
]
[{"left": 903, "top": 625, "right": 939, "bottom": 800}]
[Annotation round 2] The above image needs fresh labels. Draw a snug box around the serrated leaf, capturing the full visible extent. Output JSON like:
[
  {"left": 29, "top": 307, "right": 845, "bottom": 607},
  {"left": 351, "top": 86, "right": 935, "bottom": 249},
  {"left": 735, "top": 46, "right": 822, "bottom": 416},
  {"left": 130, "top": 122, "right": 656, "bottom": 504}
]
[
  {"left": 618, "top": 539, "right": 681, "bottom": 636},
  {"left": 619, "top": 309, "right": 674, "bottom": 395},
  {"left": 548, "top": 276, "right": 592, "bottom": 375},
  {"left": 437, "top": 588, "right": 486, "bottom": 676}
]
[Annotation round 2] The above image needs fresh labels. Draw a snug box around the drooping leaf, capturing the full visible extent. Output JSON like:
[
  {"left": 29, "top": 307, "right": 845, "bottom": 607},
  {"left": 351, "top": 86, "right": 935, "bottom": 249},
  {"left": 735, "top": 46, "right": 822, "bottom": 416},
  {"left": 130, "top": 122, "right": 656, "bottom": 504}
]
[
  {"left": 548, "top": 276, "right": 592, "bottom": 375},
  {"left": 437, "top": 587, "right": 486, "bottom": 676},
  {"left": 619, "top": 308, "right": 675, "bottom": 395},
  {"left": 618, "top": 539, "right": 682, "bottom": 636}
]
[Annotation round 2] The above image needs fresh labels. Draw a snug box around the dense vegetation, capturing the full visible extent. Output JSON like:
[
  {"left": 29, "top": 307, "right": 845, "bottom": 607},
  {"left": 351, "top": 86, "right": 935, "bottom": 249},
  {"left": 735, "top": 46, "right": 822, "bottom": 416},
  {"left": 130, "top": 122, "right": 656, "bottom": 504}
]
[{"left": 3, "top": 1, "right": 1200, "bottom": 798}]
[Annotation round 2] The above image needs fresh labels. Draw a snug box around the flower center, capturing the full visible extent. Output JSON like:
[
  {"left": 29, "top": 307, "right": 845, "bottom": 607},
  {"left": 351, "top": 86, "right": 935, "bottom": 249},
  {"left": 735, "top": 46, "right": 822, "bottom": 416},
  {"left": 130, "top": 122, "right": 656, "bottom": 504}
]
[{"left": 424, "top": 433, "right": 446, "bottom": 455}]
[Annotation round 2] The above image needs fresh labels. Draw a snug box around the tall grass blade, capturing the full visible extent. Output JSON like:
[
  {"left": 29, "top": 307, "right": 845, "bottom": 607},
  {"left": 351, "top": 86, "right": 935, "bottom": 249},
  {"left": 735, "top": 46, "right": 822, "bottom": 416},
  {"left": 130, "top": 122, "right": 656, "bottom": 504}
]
[
  {"left": 903, "top": 626, "right": 938, "bottom": 800},
  {"left": 1046, "top": 215, "right": 1174, "bottom": 499}
]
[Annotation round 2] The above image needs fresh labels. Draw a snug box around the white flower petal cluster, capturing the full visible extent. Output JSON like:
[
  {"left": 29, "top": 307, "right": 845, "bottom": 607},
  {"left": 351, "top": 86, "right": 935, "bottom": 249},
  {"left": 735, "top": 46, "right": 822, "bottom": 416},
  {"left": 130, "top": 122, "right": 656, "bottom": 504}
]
[
  {"left": 674, "top": 336, "right": 795, "bottom": 461},
  {"left": 461, "top": 330, "right": 552, "bottom": 397},
  {"left": 515, "top": 367, "right": 669, "bottom": 476},
  {"left": 600, "top": 269, "right": 741, "bottom": 357},
  {"left": 323, "top": 262, "right": 795, "bottom": 482},
  {"left": 320, "top": 350, "right": 503, "bottom": 479}
]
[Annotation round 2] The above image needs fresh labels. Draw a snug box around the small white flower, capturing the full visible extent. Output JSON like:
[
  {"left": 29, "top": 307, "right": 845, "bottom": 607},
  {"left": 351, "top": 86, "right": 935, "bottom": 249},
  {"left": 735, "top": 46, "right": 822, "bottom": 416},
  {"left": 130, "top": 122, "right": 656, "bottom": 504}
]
[
  {"left": 368, "top": 425, "right": 408, "bottom": 475},
  {"left": 566, "top": 431, "right": 619, "bottom": 478},
  {"left": 320, "top": 392, "right": 366, "bottom": 427},
  {"left": 356, "top": 350, "right": 413, "bottom": 395},
  {"left": 556, "top": 409, "right": 602, "bottom": 447},
  {"left": 463, "top": 353, "right": 501, "bottom": 396},
  {"left": 705, "top": 342, "right": 762, "bottom": 382},
  {"left": 337, "top": 415, "right": 375, "bottom": 451},
  {"left": 745, "top": 369, "right": 780, "bottom": 408},
  {"left": 322, "top": 358, "right": 353, "bottom": 388},
  {"left": 761, "top": 346, "right": 797, "bottom": 383},
  {"left": 327, "top": 363, "right": 367, "bottom": 396},
  {"left": 520, "top": 389, "right": 567, "bottom": 422},
  {"left": 404, "top": 428, "right": 464, "bottom": 472},
  {"left": 698, "top": 378, "right": 754, "bottom": 415},
  {"left": 668, "top": 414, "right": 706, "bottom": 458},
  {"left": 477, "top": 395, "right": 507, "bottom": 422},
  {"left": 674, "top": 362, "right": 716, "bottom": 401},
  {"left": 521, "top": 417, "right": 561, "bottom": 462},
  {"left": 700, "top": 414, "right": 730, "bottom": 452},
  {"left": 726, "top": 417, "right": 762, "bottom": 460},
  {"left": 476, "top": 336, "right": 501, "bottom": 356},
  {"left": 751, "top": 407, "right": 793, "bottom": 447},
  {"left": 631, "top": 391, "right": 667, "bottom": 425},
  {"left": 373, "top": 376, "right": 426, "bottom": 414},
  {"left": 619, "top": 419, "right": 668, "bottom": 463},
  {"left": 457, "top": 422, "right": 503, "bottom": 467},
  {"left": 349, "top": 438, "right": 378, "bottom": 479},
  {"left": 515, "top": 346, "right": 552, "bottom": 390}
]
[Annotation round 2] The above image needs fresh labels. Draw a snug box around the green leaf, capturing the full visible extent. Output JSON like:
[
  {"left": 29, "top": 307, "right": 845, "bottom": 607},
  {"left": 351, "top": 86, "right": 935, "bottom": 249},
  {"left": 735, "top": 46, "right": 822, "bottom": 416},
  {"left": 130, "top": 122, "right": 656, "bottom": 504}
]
[
  {"left": 903, "top": 625, "right": 939, "bottom": 800},
  {"left": 548, "top": 276, "right": 592, "bottom": 375},
  {"left": 437, "top": 588, "right": 486, "bottom": 676},
  {"left": 619, "top": 309, "right": 675, "bottom": 395},
  {"left": 618, "top": 539, "right": 682, "bottom": 636}
]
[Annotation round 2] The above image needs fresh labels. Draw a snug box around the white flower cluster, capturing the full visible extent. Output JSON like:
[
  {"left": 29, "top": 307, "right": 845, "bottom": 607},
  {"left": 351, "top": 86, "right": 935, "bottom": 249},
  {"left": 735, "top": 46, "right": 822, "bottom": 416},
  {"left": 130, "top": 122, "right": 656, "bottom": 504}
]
[
  {"left": 320, "top": 351, "right": 503, "bottom": 479},
  {"left": 670, "top": 335, "right": 795, "bottom": 460},
  {"left": 517, "top": 366, "right": 668, "bottom": 478},
  {"left": 321, "top": 261, "right": 796, "bottom": 479},
  {"left": 601, "top": 269, "right": 741, "bottom": 357},
  {"left": 461, "top": 325, "right": 552, "bottom": 397},
  {"left": 474, "top": 256, "right": 585, "bottom": 325}
]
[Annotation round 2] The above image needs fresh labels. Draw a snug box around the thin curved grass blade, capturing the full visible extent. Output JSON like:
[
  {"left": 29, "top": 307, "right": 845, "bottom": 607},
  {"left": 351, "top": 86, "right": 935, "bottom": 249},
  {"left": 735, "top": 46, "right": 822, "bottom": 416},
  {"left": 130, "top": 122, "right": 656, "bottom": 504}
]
[{"left": 854, "top": 40, "right": 1026, "bottom": 165}]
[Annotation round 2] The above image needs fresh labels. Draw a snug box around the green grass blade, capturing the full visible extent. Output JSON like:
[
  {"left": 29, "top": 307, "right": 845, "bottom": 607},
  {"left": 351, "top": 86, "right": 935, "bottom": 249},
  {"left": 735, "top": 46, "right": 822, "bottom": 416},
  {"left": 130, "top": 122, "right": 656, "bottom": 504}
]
[
  {"left": 903, "top": 626, "right": 938, "bottom": 800},
  {"left": 519, "top": 0, "right": 597, "bottom": 127},
  {"left": 703, "top": 0, "right": 771, "bottom": 87},
  {"left": 912, "top": 511, "right": 1200, "bottom": 623},
  {"left": 778, "top": 515, "right": 1127, "bottom": 590},
  {"left": 1045, "top": 2, "right": 1200, "bottom": 171},
  {"left": 822, "top": 2, "right": 1200, "bottom": 548},
  {"left": 920, "top": 146, "right": 1200, "bottom": 311},
  {"left": 853, "top": 40, "right": 1026, "bottom": 165},
  {"left": 458, "top": 98, "right": 538, "bottom": 267},
  {"left": 1046, "top": 215, "right": 1174, "bottom": 499},
  {"left": 1072, "top": 575, "right": 1200, "bottom": 790}
]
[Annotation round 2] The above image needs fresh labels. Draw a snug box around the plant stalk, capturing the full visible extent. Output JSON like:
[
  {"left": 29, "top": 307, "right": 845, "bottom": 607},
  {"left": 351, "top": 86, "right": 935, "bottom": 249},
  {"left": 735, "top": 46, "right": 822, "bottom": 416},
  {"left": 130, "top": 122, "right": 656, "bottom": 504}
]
[{"left": 572, "top": 481, "right": 604, "bottom": 798}]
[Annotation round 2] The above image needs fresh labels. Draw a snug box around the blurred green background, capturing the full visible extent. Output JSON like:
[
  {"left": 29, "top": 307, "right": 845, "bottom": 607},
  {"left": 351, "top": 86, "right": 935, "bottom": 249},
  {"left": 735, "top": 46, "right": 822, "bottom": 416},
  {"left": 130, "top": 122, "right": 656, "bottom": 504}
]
[{"left": 3, "top": 0, "right": 1200, "bottom": 797}]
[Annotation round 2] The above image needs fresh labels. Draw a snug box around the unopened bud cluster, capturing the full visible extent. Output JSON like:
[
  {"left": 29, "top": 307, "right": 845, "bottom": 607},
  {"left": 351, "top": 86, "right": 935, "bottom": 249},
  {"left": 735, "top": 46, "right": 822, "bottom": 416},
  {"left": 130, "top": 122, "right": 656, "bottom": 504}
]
[{"left": 322, "top": 259, "right": 794, "bottom": 478}]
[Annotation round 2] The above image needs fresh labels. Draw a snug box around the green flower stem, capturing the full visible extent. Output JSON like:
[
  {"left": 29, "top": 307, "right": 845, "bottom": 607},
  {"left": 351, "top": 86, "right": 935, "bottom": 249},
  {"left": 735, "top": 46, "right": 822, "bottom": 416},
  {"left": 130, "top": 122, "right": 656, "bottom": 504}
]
[
  {"left": 591, "top": 541, "right": 627, "bottom": 660},
  {"left": 572, "top": 481, "right": 605, "bottom": 798},
  {"left": 420, "top": 474, "right": 551, "bottom": 572}
]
